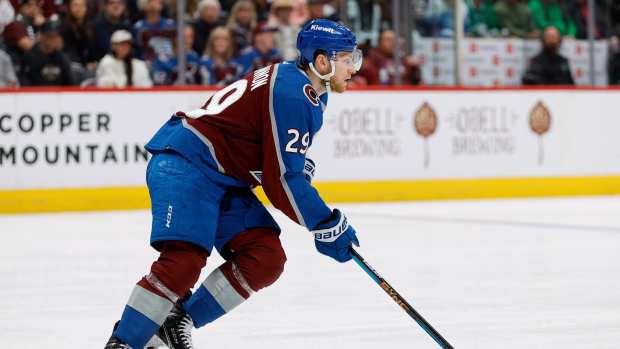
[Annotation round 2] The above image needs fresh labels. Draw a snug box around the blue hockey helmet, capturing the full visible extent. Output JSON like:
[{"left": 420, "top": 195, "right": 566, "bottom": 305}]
[{"left": 296, "top": 19, "right": 362, "bottom": 71}]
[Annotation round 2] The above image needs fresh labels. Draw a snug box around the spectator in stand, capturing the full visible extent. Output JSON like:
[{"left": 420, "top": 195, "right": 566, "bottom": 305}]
[
  {"left": 120, "top": 0, "right": 139, "bottom": 23},
  {"left": 465, "top": 0, "right": 500, "bottom": 37},
  {"left": 268, "top": 0, "right": 298, "bottom": 61},
  {"left": 14, "top": 0, "right": 46, "bottom": 36},
  {"left": 414, "top": 0, "right": 454, "bottom": 38},
  {"left": 11, "top": 0, "right": 57, "bottom": 19},
  {"left": 253, "top": 0, "right": 269, "bottom": 22},
  {"left": 151, "top": 25, "right": 202, "bottom": 85},
  {"left": 304, "top": 0, "right": 339, "bottom": 25},
  {"left": 235, "top": 21, "right": 281, "bottom": 77},
  {"left": 608, "top": 36, "right": 620, "bottom": 85},
  {"left": 2, "top": 21, "right": 34, "bottom": 83},
  {"left": 356, "top": 29, "right": 421, "bottom": 85},
  {"left": 494, "top": 0, "right": 539, "bottom": 38},
  {"left": 199, "top": 25, "right": 240, "bottom": 85},
  {"left": 289, "top": 0, "right": 308, "bottom": 26},
  {"left": 21, "top": 20, "right": 74, "bottom": 85},
  {"left": 60, "top": 0, "right": 97, "bottom": 83},
  {"left": 93, "top": 0, "right": 132, "bottom": 60},
  {"left": 133, "top": 0, "right": 176, "bottom": 63},
  {"left": 352, "top": 0, "right": 380, "bottom": 33},
  {"left": 566, "top": 0, "right": 608, "bottom": 40},
  {"left": 610, "top": 1, "right": 620, "bottom": 40},
  {"left": 218, "top": 0, "right": 234, "bottom": 17},
  {"left": 96, "top": 29, "right": 152, "bottom": 87},
  {"left": 192, "top": 0, "right": 223, "bottom": 57},
  {"left": 0, "top": 48, "right": 18, "bottom": 86},
  {"left": 167, "top": 0, "right": 197, "bottom": 22},
  {"left": 0, "top": 0, "right": 15, "bottom": 35},
  {"left": 522, "top": 26, "right": 574, "bottom": 85},
  {"left": 528, "top": 0, "right": 575, "bottom": 37},
  {"left": 227, "top": 0, "right": 256, "bottom": 55}
]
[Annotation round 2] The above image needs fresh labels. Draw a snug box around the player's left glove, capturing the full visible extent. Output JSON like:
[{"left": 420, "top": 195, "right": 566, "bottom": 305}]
[{"left": 312, "top": 209, "right": 359, "bottom": 263}]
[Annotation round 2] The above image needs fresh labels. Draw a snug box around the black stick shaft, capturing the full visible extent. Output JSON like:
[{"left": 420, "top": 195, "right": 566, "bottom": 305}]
[{"left": 351, "top": 248, "right": 455, "bottom": 349}]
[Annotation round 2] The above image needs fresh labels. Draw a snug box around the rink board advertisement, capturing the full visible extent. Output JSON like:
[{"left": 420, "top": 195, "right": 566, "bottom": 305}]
[
  {"left": 413, "top": 38, "right": 609, "bottom": 86},
  {"left": 1, "top": 88, "right": 620, "bottom": 213},
  {"left": 0, "top": 90, "right": 209, "bottom": 189}
]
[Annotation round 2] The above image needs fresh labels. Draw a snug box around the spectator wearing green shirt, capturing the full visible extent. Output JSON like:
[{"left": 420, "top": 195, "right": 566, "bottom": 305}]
[
  {"left": 494, "top": 0, "right": 539, "bottom": 38},
  {"left": 528, "top": 0, "right": 576, "bottom": 37},
  {"left": 465, "top": 0, "right": 499, "bottom": 37}
]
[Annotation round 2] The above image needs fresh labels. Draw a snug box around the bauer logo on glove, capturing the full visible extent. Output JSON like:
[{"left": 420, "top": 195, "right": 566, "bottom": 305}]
[
  {"left": 312, "top": 209, "right": 359, "bottom": 263},
  {"left": 313, "top": 211, "right": 349, "bottom": 242}
]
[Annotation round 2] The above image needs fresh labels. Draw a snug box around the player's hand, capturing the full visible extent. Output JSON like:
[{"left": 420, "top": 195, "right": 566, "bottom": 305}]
[
  {"left": 303, "top": 157, "right": 315, "bottom": 182},
  {"left": 312, "top": 209, "right": 359, "bottom": 263}
]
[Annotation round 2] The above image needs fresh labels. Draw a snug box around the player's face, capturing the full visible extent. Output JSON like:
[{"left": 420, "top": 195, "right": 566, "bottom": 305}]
[{"left": 330, "top": 52, "right": 357, "bottom": 93}]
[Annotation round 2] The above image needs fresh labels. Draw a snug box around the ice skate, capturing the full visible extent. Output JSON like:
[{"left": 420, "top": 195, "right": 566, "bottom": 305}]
[
  {"left": 156, "top": 303, "right": 195, "bottom": 349},
  {"left": 104, "top": 335, "right": 132, "bottom": 349},
  {"left": 104, "top": 321, "right": 166, "bottom": 349},
  {"left": 103, "top": 328, "right": 131, "bottom": 349},
  {"left": 104, "top": 322, "right": 131, "bottom": 349}
]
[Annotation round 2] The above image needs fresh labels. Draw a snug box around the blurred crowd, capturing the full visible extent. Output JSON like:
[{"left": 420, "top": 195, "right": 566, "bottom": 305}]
[
  {"left": 1, "top": 0, "right": 620, "bottom": 87},
  {"left": 419, "top": 0, "right": 619, "bottom": 40}
]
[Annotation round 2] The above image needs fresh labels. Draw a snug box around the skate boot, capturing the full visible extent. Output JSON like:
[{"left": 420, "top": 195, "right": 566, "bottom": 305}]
[
  {"left": 104, "top": 321, "right": 165, "bottom": 349},
  {"left": 156, "top": 303, "right": 195, "bottom": 349},
  {"left": 104, "top": 336, "right": 132, "bottom": 349},
  {"left": 104, "top": 322, "right": 131, "bottom": 349}
]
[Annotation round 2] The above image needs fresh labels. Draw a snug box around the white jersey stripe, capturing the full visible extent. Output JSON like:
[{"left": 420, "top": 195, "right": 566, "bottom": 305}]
[{"left": 268, "top": 64, "right": 307, "bottom": 227}]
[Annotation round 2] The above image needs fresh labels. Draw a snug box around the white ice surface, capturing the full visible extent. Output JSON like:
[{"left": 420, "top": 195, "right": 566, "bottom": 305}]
[{"left": 1, "top": 196, "right": 620, "bottom": 349}]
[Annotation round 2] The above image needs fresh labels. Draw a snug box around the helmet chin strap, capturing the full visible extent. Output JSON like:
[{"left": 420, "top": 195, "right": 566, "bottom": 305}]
[{"left": 309, "top": 60, "right": 336, "bottom": 94}]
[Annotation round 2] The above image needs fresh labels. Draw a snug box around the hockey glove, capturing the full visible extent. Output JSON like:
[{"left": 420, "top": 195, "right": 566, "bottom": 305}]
[
  {"left": 303, "top": 157, "right": 316, "bottom": 182},
  {"left": 312, "top": 209, "right": 359, "bottom": 263}
]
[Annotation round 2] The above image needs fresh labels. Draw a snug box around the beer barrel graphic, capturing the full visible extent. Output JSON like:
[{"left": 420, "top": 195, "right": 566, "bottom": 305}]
[
  {"left": 529, "top": 101, "right": 551, "bottom": 165},
  {"left": 414, "top": 102, "right": 438, "bottom": 168}
]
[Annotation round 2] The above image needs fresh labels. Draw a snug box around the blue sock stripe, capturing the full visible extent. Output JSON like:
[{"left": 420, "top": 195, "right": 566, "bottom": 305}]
[
  {"left": 114, "top": 305, "right": 161, "bottom": 349},
  {"left": 183, "top": 285, "right": 226, "bottom": 328},
  {"left": 127, "top": 284, "right": 174, "bottom": 326}
]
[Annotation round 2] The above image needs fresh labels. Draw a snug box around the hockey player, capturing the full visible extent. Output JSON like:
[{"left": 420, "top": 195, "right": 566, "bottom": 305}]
[{"left": 105, "top": 18, "right": 363, "bottom": 349}]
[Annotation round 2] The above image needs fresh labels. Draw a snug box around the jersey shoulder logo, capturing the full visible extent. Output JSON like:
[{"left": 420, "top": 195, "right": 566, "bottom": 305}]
[{"left": 303, "top": 84, "right": 320, "bottom": 107}]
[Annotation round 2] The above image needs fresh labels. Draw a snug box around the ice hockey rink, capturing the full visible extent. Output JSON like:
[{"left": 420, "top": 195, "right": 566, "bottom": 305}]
[{"left": 1, "top": 196, "right": 619, "bottom": 349}]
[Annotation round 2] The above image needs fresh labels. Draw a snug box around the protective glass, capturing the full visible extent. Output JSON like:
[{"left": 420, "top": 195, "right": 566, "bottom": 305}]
[{"left": 333, "top": 48, "right": 363, "bottom": 72}]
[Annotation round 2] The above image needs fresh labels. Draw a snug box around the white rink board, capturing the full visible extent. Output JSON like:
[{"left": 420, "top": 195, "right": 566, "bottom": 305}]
[
  {"left": 413, "top": 38, "right": 609, "bottom": 86},
  {"left": 0, "top": 90, "right": 209, "bottom": 189},
  {"left": 1, "top": 89, "right": 620, "bottom": 189},
  {"left": 317, "top": 90, "right": 620, "bottom": 180}
]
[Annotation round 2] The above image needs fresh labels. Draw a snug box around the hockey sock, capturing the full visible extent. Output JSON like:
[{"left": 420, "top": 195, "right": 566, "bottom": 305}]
[
  {"left": 114, "top": 241, "right": 207, "bottom": 347},
  {"left": 182, "top": 262, "right": 249, "bottom": 327},
  {"left": 183, "top": 229, "right": 286, "bottom": 328},
  {"left": 113, "top": 284, "right": 175, "bottom": 348}
]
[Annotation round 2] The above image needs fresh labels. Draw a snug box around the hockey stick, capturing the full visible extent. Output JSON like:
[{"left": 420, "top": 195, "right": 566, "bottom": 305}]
[{"left": 350, "top": 248, "right": 455, "bottom": 349}]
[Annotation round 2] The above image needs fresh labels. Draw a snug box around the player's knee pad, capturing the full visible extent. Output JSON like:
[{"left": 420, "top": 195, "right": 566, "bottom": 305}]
[
  {"left": 141, "top": 240, "right": 208, "bottom": 301},
  {"left": 226, "top": 228, "right": 287, "bottom": 292}
]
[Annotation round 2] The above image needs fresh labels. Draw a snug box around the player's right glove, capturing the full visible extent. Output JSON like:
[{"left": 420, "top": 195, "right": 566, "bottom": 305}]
[
  {"left": 312, "top": 209, "right": 359, "bottom": 263},
  {"left": 303, "top": 157, "right": 316, "bottom": 182}
]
